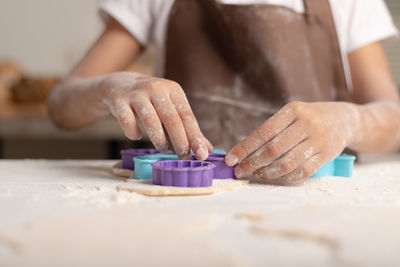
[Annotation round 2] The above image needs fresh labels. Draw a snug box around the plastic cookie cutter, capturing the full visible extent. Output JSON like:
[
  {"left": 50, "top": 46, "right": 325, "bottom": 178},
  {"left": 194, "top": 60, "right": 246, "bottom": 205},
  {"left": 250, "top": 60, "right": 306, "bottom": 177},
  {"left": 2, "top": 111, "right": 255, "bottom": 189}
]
[
  {"left": 311, "top": 154, "right": 356, "bottom": 178},
  {"left": 190, "top": 149, "right": 226, "bottom": 155},
  {"left": 212, "top": 149, "right": 226, "bottom": 154},
  {"left": 134, "top": 154, "right": 178, "bottom": 180},
  {"left": 193, "top": 153, "right": 234, "bottom": 179},
  {"left": 120, "top": 149, "right": 173, "bottom": 170},
  {"left": 151, "top": 160, "right": 215, "bottom": 187}
]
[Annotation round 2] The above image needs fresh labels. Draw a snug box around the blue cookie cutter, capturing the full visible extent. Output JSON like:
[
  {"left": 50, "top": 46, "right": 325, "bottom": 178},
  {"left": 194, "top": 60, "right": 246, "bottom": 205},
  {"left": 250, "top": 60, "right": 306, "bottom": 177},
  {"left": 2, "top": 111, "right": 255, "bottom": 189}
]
[
  {"left": 311, "top": 154, "right": 356, "bottom": 178},
  {"left": 190, "top": 149, "right": 226, "bottom": 155},
  {"left": 133, "top": 154, "right": 178, "bottom": 180},
  {"left": 212, "top": 149, "right": 226, "bottom": 154}
]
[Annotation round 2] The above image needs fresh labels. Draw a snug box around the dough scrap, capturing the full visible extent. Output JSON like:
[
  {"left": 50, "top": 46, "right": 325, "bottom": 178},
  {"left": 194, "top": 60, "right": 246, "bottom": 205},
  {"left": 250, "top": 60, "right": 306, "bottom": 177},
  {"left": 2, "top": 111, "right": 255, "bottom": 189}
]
[
  {"left": 117, "top": 179, "right": 249, "bottom": 196},
  {"left": 112, "top": 161, "right": 133, "bottom": 178}
]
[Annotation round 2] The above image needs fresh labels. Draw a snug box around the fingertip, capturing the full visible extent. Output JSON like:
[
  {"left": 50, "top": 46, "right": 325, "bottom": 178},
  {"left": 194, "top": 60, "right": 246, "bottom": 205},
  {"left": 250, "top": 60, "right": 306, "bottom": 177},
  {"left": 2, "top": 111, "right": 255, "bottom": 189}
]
[
  {"left": 127, "top": 134, "right": 142, "bottom": 141},
  {"left": 195, "top": 146, "right": 208, "bottom": 161},
  {"left": 126, "top": 129, "right": 142, "bottom": 141},
  {"left": 156, "top": 142, "right": 169, "bottom": 152},
  {"left": 205, "top": 139, "right": 213, "bottom": 153},
  {"left": 234, "top": 165, "right": 245, "bottom": 178},
  {"left": 175, "top": 144, "right": 191, "bottom": 160},
  {"left": 179, "top": 151, "right": 192, "bottom": 160},
  {"left": 225, "top": 153, "right": 239, "bottom": 166}
]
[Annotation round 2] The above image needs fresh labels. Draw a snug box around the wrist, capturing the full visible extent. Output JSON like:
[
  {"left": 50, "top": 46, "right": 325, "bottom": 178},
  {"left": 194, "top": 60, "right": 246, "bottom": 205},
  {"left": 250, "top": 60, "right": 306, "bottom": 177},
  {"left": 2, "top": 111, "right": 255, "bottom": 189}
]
[
  {"left": 345, "top": 102, "right": 363, "bottom": 146},
  {"left": 70, "top": 75, "right": 110, "bottom": 118}
]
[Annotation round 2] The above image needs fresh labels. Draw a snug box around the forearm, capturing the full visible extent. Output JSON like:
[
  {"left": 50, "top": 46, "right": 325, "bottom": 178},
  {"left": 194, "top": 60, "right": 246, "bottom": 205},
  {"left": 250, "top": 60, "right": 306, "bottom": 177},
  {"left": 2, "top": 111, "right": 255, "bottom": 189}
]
[
  {"left": 349, "top": 101, "right": 400, "bottom": 154},
  {"left": 48, "top": 75, "right": 109, "bottom": 129}
]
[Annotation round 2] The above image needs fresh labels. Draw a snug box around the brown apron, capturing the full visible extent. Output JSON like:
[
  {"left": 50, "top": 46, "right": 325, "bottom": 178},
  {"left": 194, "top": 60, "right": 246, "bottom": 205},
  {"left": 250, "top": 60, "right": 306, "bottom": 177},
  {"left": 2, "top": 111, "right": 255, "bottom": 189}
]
[{"left": 164, "top": 0, "right": 350, "bottom": 150}]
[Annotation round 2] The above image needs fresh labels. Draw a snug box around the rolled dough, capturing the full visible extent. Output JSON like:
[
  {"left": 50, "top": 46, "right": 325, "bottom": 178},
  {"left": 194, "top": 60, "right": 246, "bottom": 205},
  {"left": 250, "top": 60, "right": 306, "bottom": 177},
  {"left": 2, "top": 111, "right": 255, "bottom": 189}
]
[
  {"left": 117, "top": 179, "right": 249, "bottom": 196},
  {"left": 112, "top": 161, "right": 133, "bottom": 178}
]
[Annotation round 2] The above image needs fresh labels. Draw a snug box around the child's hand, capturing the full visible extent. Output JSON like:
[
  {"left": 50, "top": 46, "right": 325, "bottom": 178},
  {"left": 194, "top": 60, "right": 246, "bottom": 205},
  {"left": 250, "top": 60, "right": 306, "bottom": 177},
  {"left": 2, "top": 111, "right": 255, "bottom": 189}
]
[
  {"left": 99, "top": 72, "right": 213, "bottom": 160},
  {"left": 225, "top": 101, "right": 361, "bottom": 183}
]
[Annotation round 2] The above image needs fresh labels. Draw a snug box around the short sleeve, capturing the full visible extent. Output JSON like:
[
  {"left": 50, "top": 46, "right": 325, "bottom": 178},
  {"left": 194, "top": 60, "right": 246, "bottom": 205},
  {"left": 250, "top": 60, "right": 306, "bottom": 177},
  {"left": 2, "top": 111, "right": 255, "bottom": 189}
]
[
  {"left": 346, "top": 0, "right": 398, "bottom": 53},
  {"left": 99, "top": 0, "right": 155, "bottom": 46}
]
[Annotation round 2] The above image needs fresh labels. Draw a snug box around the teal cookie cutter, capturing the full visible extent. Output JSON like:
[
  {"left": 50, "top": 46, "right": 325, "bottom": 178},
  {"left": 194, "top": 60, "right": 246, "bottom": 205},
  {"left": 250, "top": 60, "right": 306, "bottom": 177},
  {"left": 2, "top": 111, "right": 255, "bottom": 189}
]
[
  {"left": 311, "top": 154, "right": 356, "bottom": 178},
  {"left": 212, "top": 149, "right": 226, "bottom": 154},
  {"left": 190, "top": 149, "right": 226, "bottom": 155},
  {"left": 133, "top": 154, "right": 178, "bottom": 180}
]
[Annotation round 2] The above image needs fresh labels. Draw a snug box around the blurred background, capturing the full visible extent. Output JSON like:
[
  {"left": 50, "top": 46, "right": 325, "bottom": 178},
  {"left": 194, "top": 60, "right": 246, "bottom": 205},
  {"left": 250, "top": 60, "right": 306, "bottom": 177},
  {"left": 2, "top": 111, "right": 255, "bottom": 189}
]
[{"left": 0, "top": 0, "right": 399, "bottom": 159}]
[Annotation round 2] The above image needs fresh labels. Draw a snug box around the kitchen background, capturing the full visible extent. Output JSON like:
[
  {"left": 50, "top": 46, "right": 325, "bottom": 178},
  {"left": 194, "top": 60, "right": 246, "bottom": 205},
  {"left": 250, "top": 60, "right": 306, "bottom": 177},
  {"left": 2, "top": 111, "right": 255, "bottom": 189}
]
[{"left": 0, "top": 0, "right": 399, "bottom": 159}]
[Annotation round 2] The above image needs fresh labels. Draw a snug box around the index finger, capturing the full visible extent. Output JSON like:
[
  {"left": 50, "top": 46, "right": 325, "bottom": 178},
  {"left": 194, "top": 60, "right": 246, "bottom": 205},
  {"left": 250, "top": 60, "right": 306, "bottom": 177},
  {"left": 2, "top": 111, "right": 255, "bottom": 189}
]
[
  {"left": 170, "top": 88, "right": 210, "bottom": 160},
  {"left": 225, "top": 104, "right": 296, "bottom": 166}
]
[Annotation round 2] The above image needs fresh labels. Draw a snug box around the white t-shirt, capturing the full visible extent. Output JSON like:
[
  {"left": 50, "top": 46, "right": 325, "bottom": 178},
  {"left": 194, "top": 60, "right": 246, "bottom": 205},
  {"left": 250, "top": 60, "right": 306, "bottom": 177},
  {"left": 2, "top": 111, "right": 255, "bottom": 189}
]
[{"left": 99, "top": 0, "right": 398, "bottom": 89}]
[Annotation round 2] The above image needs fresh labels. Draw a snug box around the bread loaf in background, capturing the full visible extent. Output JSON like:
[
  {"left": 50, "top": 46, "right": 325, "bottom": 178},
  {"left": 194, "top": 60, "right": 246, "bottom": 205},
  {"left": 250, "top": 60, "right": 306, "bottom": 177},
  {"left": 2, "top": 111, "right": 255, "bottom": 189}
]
[
  {"left": 10, "top": 77, "right": 58, "bottom": 103},
  {"left": 0, "top": 63, "right": 22, "bottom": 91},
  {"left": 0, "top": 61, "right": 59, "bottom": 103}
]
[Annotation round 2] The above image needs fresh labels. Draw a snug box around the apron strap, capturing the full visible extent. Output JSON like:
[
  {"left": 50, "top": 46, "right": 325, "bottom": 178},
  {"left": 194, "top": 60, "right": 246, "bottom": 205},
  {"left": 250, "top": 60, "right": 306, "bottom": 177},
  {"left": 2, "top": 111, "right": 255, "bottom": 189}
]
[
  {"left": 199, "top": 0, "right": 240, "bottom": 69},
  {"left": 303, "top": 0, "right": 316, "bottom": 17},
  {"left": 303, "top": 0, "right": 350, "bottom": 101}
]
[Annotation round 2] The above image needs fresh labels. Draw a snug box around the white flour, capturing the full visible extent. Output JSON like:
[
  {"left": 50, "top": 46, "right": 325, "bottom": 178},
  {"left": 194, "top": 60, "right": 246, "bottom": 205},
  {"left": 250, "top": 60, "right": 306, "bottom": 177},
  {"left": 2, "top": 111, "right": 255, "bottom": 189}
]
[{"left": 1, "top": 155, "right": 400, "bottom": 266}]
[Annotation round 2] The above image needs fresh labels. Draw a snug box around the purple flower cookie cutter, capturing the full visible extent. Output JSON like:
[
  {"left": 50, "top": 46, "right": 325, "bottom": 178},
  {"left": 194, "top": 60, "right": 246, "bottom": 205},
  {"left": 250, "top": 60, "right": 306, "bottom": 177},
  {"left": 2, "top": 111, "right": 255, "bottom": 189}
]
[
  {"left": 120, "top": 149, "right": 173, "bottom": 170},
  {"left": 193, "top": 153, "right": 235, "bottom": 179},
  {"left": 151, "top": 160, "right": 215, "bottom": 187}
]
